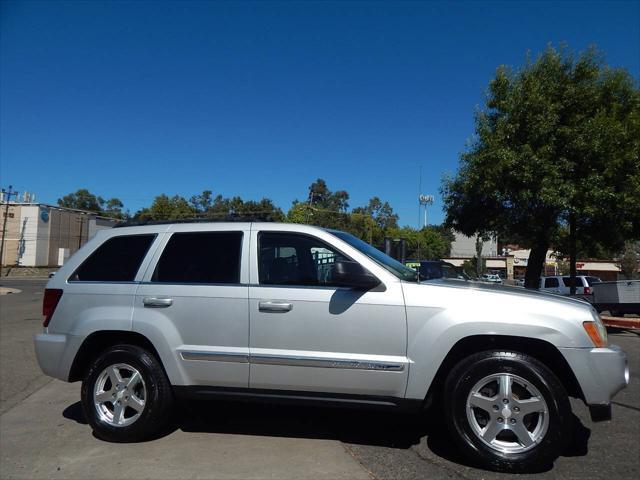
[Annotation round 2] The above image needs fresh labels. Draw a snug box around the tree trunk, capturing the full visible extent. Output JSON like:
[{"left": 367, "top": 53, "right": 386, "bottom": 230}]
[
  {"left": 524, "top": 241, "right": 549, "bottom": 289},
  {"left": 475, "top": 236, "right": 483, "bottom": 277},
  {"left": 569, "top": 213, "right": 577, "bottom": 296}
]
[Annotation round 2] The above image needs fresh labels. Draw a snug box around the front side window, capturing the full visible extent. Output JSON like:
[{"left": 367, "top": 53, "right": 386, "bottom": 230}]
[
  {"left": 152, "top": 231, "right": 242, "bottom": 284},
  {"left": 71, "top": 234, "right": 156, "bottom": 282},
  {"left": 258, "top": 232, "right": 349, "bottom": 286}
]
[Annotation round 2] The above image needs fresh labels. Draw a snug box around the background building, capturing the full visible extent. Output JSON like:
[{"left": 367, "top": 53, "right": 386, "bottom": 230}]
[
  {"left": 443, "top": 241, "right": 621, "bottom": 282},
  {"left": 0, "top": 199, "right": 118, "bottom": 267},
  {"left": 449, "top": 232, "right": 498, "bottom": 258}
]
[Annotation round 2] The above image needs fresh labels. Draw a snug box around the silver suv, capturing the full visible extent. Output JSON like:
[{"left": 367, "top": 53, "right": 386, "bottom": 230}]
[{"left": 35, "top": 222, "right": 628, "bottom": 471}]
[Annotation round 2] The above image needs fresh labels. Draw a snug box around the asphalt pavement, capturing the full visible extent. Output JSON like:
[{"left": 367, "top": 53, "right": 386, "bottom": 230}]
[{"left": 0, "top": 278, "right": 638, "bottom": 479}]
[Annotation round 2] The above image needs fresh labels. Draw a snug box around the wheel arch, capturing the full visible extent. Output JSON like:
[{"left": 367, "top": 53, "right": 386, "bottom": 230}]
[
  {"left": 68, "top": 330, "right": 163, "bottom": 382},
  {"left": 424, "top": 334, "right": 584, "bottom": 406}
]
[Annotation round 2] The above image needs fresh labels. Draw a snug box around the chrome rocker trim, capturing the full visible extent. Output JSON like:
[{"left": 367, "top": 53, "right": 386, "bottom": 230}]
[{"left": 180, "top": 350, "right": 406, "bottom": 372}]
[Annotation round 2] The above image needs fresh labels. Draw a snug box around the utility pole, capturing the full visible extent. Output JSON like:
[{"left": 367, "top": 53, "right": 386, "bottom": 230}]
[
  {"left": 77, "top": 215, "right": 85, "bottom": 250},
  {"left": 0, "top": 185, "right": 19, "bottom": 272}
]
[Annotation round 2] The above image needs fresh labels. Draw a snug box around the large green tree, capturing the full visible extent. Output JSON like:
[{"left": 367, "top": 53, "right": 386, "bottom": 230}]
[
  {"left": 134, "top": 194, "right": 194, "bottom": 221},
  {"left": 442, "top": 46, "right": 640, "bottom": 289},
  {"left": 386, "top": 226, "right": 452, "bottom": 260},
  {"left": 58, "top": 189, "right": 125, "bottom": 219},
  {"left": 135, "top": 190, "right": 285, "bottom": 222},
  {"left": 288, "top": 179, "right": 351, "bottom": 230}
]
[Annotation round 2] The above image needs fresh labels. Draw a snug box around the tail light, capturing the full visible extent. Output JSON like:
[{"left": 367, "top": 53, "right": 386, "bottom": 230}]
[
  {"left": 43, "top": 289, "right": 63, "bottom": 327},
  {"left": 584, "top": 287, "right": 591, "bottom": 295}
]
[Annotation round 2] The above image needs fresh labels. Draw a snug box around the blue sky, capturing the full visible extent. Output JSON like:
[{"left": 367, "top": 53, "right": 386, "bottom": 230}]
[{"left": 1, "top": 0, "right": 638, "bottom": 226}]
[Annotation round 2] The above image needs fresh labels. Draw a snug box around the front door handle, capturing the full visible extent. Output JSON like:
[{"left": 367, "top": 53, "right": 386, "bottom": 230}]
[
  {"left": 143, "top": 297, "right": 173, "bottom": 308},
  {"left": 258, "top": 301, "right": 293, "bottom": 313}
]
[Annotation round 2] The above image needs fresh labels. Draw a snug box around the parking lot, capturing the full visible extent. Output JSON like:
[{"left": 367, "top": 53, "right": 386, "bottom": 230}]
[{"left": 1, "top": 278, "right": 638, "bottom": 479}]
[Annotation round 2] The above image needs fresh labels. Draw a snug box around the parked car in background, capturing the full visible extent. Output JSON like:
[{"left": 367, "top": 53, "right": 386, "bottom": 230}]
[
  {"left": 539, "top": 275, "right": 602, "bottom": 296},
  {"left": 35, "top": 222, "right": 627, "bottom": 472},
  {"left": 406, "top": 260, "right": 469, "bottom": 281},
  {"left": 480, "top": 273, "right": 503, "bottom": 284}
]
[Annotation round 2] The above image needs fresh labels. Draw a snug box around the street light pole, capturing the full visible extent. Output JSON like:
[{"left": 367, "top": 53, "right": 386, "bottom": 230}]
[{"left": 418, "top": 194, "right": 434, "bottom": 229}]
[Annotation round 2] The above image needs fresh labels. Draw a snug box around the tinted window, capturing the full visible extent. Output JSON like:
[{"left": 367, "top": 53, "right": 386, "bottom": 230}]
[
  {"left": 562, "top": 277, "right": 585, "bottom": 287},
  {"left": 72, "top": 234, "right": 155, "bottom": 282},
  {"left": 259, "top": 232, "right": 349, "bottom": 286},
  {"left": 544, "top": 277, "right": 559, "bottom": 288},
  {"left": 153, "top": 232, "right": 242, "bottom": 284},
  {"left": 586, "top": 276, "right": 602, "bottom": 286}
]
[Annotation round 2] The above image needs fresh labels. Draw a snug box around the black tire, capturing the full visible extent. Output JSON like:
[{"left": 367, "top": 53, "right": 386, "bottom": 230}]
[
  {"left": 81, "top": 344, "right": 174, "bottom": 442},
  {"left": 443, "top": 350, "right": 572, "bottom": 472}
]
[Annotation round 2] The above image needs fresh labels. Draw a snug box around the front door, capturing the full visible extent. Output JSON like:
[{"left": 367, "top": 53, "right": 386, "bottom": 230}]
[{"left": 248, "top": 229, "right": 408, "bottom": 398}]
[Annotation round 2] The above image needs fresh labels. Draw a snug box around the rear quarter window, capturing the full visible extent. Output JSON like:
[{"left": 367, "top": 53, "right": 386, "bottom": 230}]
[{"left": 70, "top": 234, "right": 156, "bottom": 282}]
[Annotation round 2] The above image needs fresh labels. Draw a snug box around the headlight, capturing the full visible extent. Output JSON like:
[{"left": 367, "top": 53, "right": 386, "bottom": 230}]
[{"left": 583, "top": 310, "right": 608, "bottom": 348}]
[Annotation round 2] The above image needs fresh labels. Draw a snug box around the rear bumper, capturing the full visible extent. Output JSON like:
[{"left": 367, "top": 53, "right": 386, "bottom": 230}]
[
  {"left": 559, "top": 344, "right": 629, "bottom": 419},
  {"left": 34, "top": 332, "right": 83, "bottom": 381}
]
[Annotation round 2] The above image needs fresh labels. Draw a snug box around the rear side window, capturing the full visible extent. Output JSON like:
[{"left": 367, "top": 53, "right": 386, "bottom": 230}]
[
  {"left": 544, "top": 277, "right": 559, "bottom": 288},
  {"left": 152, "top": 231, "right": 242, "bottom": 284},
  {"left": 71, "top": 234, "right": 156, "bottom": 282},
  {"left": 586, "top": 276, "right": 602, "bottom": 286}
]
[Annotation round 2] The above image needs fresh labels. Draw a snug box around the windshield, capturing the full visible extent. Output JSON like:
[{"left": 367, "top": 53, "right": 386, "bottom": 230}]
[{"left": 328, "top": 230, "right": 419, "bottom": 282}]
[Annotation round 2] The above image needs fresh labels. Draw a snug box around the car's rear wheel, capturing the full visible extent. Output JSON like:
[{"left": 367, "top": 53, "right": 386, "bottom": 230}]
[
  {"left": 443, "top": 350, "right": 572, "bottom": 472},
  {"left": 81, "top": 344, "right": 173, "bottom": 442}
]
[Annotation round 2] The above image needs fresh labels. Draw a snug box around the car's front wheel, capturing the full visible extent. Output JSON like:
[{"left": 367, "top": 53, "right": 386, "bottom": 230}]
[
  {"left": 443, "top": 350, "right": 572, "bottom": 472},
  {"left": 81, "top": 344, "right": 173, "bottom": 442}
]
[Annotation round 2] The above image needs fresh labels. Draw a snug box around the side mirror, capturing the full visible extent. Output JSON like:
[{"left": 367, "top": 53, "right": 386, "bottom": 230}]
[{"left": 332, "top": 260, "right": 380, "bottom": 290}]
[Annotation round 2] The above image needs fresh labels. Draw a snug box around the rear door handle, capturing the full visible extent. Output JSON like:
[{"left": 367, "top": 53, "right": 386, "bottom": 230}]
[
  {"left": 143, "top": 297, "right": 173, "bottom": 308},
  {"left": 258, "top": 301, "right": 293, "bottom": 313}
]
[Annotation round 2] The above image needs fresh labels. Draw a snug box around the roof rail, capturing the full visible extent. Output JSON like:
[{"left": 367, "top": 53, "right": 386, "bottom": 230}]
[{"left": 113, "top": 214, "right": 281, "bottom": 228}]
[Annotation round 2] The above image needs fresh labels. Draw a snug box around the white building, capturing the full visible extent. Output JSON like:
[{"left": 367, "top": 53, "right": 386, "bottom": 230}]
[{"left": 1, "top": 200, "right": 118, "bottom": 267}]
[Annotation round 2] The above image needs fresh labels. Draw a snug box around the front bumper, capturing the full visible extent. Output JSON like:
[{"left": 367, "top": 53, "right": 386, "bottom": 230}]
[
  {"left": 34, "top": 332, "right": 83, "bottom": 381},
  {"left": 559, "top": 344, "right": 629, "bottom": 421}
]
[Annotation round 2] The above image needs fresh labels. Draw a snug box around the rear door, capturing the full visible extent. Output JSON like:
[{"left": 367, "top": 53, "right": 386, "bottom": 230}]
[
  {"left": 132, "top": 224, "right": 250, "bottom": 388},
  {"left": 248, "top": 227, "right": 408, "bottom": 398}
]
